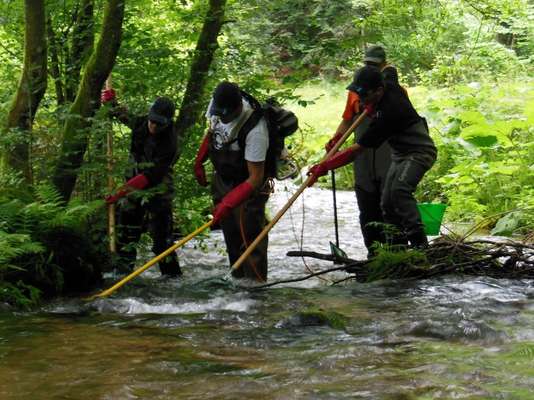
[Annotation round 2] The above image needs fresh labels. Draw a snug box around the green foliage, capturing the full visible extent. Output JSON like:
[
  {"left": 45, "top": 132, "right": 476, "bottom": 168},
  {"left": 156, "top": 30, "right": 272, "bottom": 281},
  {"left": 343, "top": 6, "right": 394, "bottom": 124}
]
[
  {"left": 0, "top": 230, "right": 45, "bottom": 271},
  {"left": 420, "top": 41, "right": 525, "bottom": 86},
  {"left": 516, "top": 345, "right": 534, "bottom": 359},
  {"left": 415, "top": 79, "right": 534, "bottom": 234},
  {"left": 365, "top": 245, "right": 430, "bottom": 282},
  {"left": 0, "top": 280, "right": 41, "bottom": 310},
  {"left": 0, "top": 180, "right": 107, "bottom": 306},
  {"left": 231, "top": 0, "right": 363, "bottom": 79}
]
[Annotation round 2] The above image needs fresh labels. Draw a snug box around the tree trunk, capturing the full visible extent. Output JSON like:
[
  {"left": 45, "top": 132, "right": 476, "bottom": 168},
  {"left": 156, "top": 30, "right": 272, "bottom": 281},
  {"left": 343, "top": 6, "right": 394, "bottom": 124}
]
[
  {"left": 4, "top": 0, "right": 47, "bottom": 182},
  {"left": 174, "top": 0, "right": 227, "bottom": 140},
  {"left": 47, "top": 14, "right": 65, "bottom": 106},
  {"left": 66, "top": 0, "right": 94, "bottom": 102},
  {"left": 52, "top": 0, "right": 125, "bottom": 202}
]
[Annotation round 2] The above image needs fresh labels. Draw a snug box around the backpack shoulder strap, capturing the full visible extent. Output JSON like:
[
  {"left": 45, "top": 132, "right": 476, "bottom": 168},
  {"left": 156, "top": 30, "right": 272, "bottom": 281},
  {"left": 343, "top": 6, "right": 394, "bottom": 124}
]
[{"left": 237, "top": 90, "right": 265, "bottom": 149}]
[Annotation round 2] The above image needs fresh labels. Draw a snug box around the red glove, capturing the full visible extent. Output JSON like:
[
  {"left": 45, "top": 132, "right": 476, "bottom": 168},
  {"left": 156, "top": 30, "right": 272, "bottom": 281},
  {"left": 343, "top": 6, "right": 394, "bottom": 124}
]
[
  {"left": 307, "top": 148, "right": 357, "bottom": 187},
  {"left": 364, "top": 104, "right": 375, "bottom": 116},
  {"left": 325, "top": 132, "right": 343, "bottom": 153},
  {"left": 194, "top": 135, "right": 210, "bottom": 186},
  {"left": 105, "top": 174, "right": 149, "bottom": 204},
  {"left": 101, "top": 88, "right": 116, "bottom": 104},
  {"left": 212, "top": 181, "right": 254, "bottom": 224}
]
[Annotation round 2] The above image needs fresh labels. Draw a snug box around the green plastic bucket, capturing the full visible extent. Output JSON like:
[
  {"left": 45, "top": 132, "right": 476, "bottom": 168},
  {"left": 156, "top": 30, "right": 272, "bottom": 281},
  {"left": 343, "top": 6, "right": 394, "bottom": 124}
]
[{"left": 417, "top": 203, "right": 447, "bottom": 235}]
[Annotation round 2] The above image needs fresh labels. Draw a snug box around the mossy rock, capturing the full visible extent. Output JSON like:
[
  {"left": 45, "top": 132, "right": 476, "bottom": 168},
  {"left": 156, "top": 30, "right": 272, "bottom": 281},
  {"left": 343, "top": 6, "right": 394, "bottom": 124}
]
[{"left": 276, "top": 308, "right": 347, "bottom": 330}]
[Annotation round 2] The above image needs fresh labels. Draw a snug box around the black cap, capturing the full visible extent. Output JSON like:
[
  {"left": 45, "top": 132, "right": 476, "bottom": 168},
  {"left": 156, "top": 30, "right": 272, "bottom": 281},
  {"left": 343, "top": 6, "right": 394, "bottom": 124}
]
[
  {"left": 364, "top": 45, "right": 386, "bottom": 64},
  {"left": 346, "top": 65, "right": 384, "bottom": 96},
  {"left": 210, "top": 81, "right": 242, "bottom": 118},
  {"left": 148, "top": 97, "right": 175, "bottom": 125}
]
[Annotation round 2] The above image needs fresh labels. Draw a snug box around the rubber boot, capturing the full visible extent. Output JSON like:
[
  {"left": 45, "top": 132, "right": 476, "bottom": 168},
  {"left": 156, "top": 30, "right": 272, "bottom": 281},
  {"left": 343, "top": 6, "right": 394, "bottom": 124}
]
[
  {"left": 159, "top": 255, "right": 182, "bottom": 277},
  {"left": 407, "top": 230, "right": 429, "bottom": 249}
]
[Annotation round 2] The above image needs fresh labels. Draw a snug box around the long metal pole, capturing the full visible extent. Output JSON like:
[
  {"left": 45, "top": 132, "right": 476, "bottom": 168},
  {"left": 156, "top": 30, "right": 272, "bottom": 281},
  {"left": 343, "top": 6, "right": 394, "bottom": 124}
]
[{"left": 331, "top": 170, "right": 340, "bottom": 248}]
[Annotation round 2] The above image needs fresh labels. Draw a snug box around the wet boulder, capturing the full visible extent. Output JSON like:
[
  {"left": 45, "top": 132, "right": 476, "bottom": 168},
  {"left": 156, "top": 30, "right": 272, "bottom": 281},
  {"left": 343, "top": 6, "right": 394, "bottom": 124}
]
[{"left": 275, "top": 308, "right": 347, "bottom": 330}]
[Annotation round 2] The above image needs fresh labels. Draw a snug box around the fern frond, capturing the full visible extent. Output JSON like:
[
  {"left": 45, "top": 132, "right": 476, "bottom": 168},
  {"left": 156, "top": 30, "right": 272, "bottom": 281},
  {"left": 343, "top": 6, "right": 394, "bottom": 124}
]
[
  {"left": 0, "top": 199, "right": 24, "bottom": 231},
  {"left": 0, "top": 230, "right": 45, "bottom": 271},
  {"left": 33, "top": 184, "right": 64, "bottom": 207}
]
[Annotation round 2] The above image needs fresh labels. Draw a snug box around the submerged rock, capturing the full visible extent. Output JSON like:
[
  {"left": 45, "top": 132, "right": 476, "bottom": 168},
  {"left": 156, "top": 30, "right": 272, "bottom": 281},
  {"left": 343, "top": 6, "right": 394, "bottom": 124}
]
[{"left": 275, "top": 308, "right": 347, "bottom": 330}]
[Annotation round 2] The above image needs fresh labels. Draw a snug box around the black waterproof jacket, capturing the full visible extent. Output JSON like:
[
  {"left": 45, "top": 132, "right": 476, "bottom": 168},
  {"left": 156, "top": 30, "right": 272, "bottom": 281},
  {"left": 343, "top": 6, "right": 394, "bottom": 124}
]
[
  {"left": 113, "top": 108, "right": 180, "bottom": 193},
  {"left": 356, "top": 83, "right": 437, "bottom": 160}
]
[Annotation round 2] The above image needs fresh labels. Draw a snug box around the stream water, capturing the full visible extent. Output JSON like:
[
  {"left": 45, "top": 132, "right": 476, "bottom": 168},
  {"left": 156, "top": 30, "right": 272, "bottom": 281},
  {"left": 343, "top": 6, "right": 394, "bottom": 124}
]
[{"left": 1, "top": 183, "right": 534, "bottom": 399}]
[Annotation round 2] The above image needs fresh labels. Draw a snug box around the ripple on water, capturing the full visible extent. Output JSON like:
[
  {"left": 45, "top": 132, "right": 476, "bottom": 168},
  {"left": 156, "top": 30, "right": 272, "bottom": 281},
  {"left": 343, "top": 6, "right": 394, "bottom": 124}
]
[{"left": 91, "top": 294, "right": 257, "bottom": 315}]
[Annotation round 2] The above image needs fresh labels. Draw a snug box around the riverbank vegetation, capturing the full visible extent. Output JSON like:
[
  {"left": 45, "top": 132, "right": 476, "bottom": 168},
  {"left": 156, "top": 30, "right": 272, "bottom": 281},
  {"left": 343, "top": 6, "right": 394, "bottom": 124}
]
[{"left": 0, "top": 0, "right": 532, "bottom": 307}]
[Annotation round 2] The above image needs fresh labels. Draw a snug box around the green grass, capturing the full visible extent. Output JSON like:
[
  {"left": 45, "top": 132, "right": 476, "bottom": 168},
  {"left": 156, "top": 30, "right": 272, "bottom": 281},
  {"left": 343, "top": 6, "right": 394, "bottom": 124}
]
[
  {"left": 286, "top": 81, "right": 355, "bottom": 187},
  {"left": 289, "top": 81, "right": 347, "bottom": 138}
]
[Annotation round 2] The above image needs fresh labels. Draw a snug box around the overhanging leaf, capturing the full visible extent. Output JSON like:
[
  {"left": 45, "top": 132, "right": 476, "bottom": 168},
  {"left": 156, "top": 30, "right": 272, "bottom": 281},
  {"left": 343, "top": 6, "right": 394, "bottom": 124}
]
[
  {"left": 491, "top": 212, "right": 522, "bottom": 236},
  {"left": 460, "top": 123, "right": 498, "bottom": 147},
  {"left": 458, "top": 110, "right": 486, "bottom": 126}
]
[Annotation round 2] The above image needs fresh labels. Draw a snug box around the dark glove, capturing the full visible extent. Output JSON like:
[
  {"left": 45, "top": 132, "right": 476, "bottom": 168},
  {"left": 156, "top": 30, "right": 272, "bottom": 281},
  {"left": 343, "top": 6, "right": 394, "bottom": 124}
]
[
  {"left": 212, "top": 181, "right": 254, "bottom": 224},
  {"left": 105, "top": 174, "right": 149, "bottom": 204},
  {"left": 306, "top": 148, "right": 357, "bottom": 187},
  {"left": 324, "top": 132, "right": 343, "bottom": 153},
  {"left": 101, "top": 88, "right": 116, "bottom": 104},
  {"left": 194, "top": 135, "right": 210, "bottom": 186}
]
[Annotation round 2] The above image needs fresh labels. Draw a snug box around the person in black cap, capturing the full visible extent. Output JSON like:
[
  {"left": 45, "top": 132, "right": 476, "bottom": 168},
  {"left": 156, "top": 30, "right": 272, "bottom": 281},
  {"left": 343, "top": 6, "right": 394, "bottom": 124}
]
[
  {"left": 324, "top": 45, "right": 403, "bottom": 256},
  {"left": 309, "top": 65, "right": 437, "bottom": 249},
  {"left": 101, "top": 88, "right": 182, "bottom": 276},
  {"left": 193, "top": 81, "right": 271, "bottom": 281}
]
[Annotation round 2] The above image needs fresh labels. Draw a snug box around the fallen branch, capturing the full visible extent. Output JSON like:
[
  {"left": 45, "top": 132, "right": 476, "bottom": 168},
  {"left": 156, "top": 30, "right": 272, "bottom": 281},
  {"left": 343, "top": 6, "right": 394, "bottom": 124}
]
[{"left": 249, "top": 237, "right": 534, "bottom": 289}]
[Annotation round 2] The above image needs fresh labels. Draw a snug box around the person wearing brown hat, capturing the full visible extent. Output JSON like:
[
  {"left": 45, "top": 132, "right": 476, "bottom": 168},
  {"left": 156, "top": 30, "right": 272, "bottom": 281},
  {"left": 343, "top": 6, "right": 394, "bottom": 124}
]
[
  {"left": 324, "top": 45, "right": 401, "bottom": 256},
  {"left": 101, "top": 90, "right": 182, "bottom": 277},
  {"left": 362, "top": 45, "right": 399, "bottom": 82},
  {"left": 310, "top": 66, "right": 437, "bottom": 249},
  {"left": 193, "top": 81, "right": 271, "bottom": 281}
]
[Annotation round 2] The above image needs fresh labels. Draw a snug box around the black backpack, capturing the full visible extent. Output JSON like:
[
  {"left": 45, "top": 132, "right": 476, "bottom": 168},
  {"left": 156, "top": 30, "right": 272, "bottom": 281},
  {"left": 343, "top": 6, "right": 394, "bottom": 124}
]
[{"left": 237, "top": 91, "right": 299, "bottom": 179}]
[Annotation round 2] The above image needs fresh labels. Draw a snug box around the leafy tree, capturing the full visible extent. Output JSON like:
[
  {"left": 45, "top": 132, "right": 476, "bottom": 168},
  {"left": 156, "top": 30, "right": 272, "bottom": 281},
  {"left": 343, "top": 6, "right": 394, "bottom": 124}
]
[
  {"left": 2, "top": 0, "right": 47, "bottom": 182},
  {"left": 52, "top": 0, "right": 125, "bottom": 201}
]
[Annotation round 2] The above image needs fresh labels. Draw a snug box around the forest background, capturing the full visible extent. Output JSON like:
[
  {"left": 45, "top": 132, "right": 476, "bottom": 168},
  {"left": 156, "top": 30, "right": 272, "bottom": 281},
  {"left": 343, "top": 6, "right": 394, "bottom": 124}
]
[{"left": 0, "top": 0, "right": 533, "bottom": 307}]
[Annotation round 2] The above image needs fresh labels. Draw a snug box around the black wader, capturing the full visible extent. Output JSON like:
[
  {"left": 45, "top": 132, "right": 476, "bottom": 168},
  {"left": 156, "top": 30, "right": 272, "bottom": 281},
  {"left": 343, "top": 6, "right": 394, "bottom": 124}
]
[
  {"left": 117, "top": 193, "right": 181, "bottom": 276},
  {"left": 209, "top": 136, "right": 270, "bottom": 281},
  {"left": 380, "top": 119, "right": 437, "bottom": 247},
  {"left": 357, "top": 80, "right": 438, "bottom": 249},
  {"left": 353, "top": 116, "right": 392, "bottom": 254},
  {"left": 115, "top": 117, "right": 181, "bottom": 276}
]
